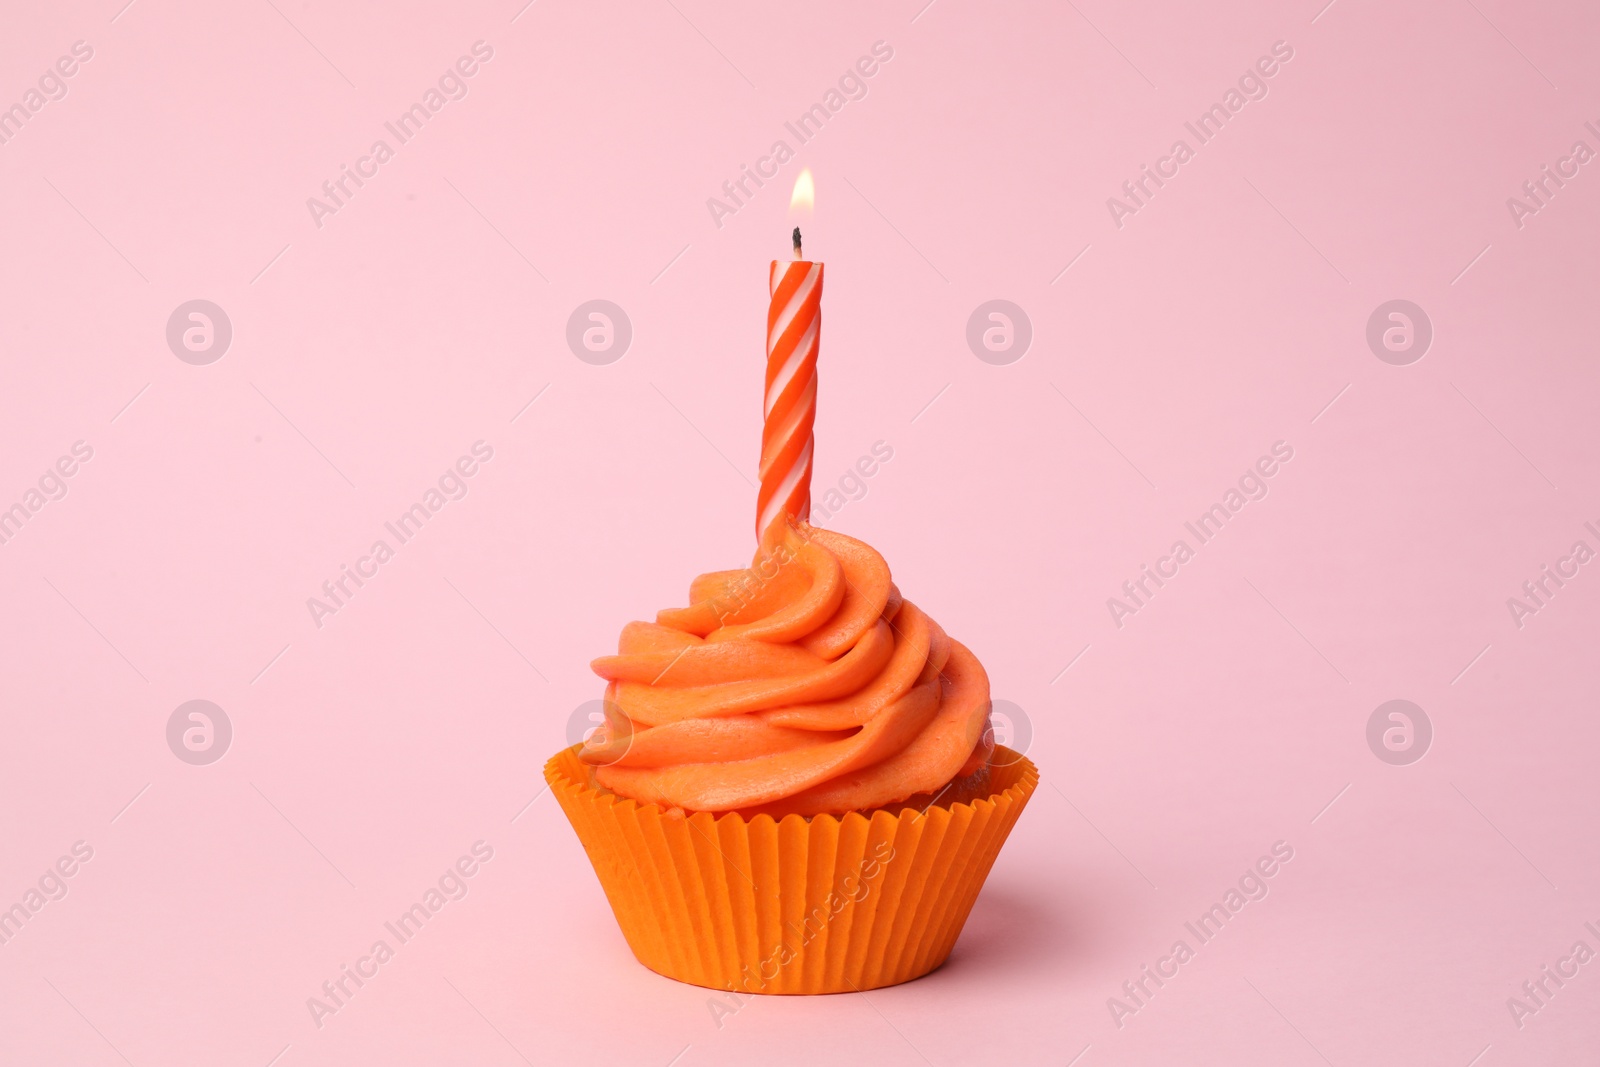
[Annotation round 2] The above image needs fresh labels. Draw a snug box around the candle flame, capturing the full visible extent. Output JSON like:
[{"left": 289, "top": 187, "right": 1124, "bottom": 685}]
[{"left": 790, "top": 169, "right": 815, "bottom": 213}]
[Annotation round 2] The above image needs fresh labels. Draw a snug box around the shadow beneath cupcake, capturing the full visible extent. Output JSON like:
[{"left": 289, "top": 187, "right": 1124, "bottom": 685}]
[{"left": 930, "top": 880, "right": 1090, "bottom": 982}]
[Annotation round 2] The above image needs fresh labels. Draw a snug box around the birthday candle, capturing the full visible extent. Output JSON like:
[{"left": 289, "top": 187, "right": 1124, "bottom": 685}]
[{"left": 759, "top": 229, "right": 822, "bottom": 539}]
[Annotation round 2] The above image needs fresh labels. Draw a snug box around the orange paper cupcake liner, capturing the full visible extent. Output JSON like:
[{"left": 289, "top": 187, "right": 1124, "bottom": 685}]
[{"left": 546, "top": 744, "right": 1038, "bottom": 994}]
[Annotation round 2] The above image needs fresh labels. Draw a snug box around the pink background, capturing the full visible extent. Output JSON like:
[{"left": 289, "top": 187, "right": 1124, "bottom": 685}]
[{"left": 2, "top": 0, "right": 1598, "bottom": 1063}]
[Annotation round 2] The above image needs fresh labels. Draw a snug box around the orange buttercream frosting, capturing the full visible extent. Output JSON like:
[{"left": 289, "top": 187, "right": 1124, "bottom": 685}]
[{"left": 581, "top": 519, "right": 994, "bottom": 815}]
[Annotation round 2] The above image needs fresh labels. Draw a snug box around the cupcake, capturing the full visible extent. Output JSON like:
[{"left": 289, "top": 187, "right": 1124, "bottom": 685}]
[{"left": 547, "top": 517, "right": 1037, "bottom": 994}]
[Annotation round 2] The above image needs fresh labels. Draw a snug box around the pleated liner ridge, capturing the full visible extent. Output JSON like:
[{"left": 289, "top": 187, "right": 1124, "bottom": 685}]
[{"left": 546, "top": 744, "right": 1038, "bottom": 994}]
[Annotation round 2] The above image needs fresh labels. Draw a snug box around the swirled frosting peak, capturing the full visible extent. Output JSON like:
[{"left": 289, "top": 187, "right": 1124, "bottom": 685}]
[{"left": 582, "top": 519, "right": 993, "bottom": 815}]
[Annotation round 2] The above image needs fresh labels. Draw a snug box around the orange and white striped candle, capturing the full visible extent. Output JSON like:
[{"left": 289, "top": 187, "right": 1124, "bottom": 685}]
[{"left": 759, "top": 241, "right": 823, "bottom": 539}]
